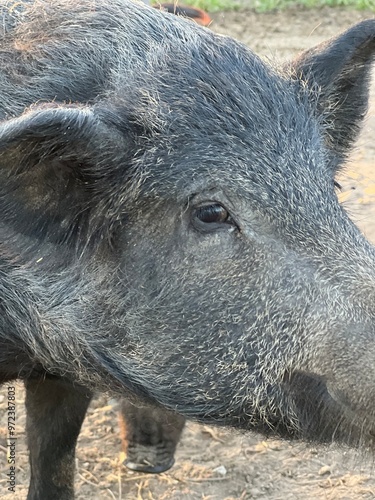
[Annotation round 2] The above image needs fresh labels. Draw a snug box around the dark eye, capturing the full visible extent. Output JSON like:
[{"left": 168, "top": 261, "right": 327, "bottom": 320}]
[
  {"left": 191, "top": 203, "right": 238, "bottom": 233},
  {"left": 195, "top": 204, "right": 229, "bottom": 224}
]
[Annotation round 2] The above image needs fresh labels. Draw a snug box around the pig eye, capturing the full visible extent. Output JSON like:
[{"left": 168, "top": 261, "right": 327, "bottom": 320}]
[
  {"left": 192, "top": 203, "right": 237, "bottom": 231},
  {"left": 195, "top": 204, "right": 229, "bottom": 223}
]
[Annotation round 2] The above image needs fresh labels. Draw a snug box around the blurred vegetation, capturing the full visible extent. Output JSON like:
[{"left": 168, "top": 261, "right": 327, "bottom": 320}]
[{"left": 152, "top": 0, "right": 375, "bottom": 12}]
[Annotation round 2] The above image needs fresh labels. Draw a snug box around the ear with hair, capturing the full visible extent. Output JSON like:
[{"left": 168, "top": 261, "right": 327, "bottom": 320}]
[
  {"left": 288, "top": 20, "right": 375, "bottom": 162},
  {"left": 0, "top": 103, "right": 131, "bottom": 244}
]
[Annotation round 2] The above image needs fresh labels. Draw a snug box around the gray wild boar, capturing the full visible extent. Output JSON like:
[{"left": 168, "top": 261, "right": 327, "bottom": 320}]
[{"left": 0, "top": 0, "right": 375, "bottom": 498}]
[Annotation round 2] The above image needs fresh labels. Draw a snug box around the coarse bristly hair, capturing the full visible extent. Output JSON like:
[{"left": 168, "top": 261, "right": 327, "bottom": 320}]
[{"left": 0, "top": 0, "right": 375, "bottom": 453}]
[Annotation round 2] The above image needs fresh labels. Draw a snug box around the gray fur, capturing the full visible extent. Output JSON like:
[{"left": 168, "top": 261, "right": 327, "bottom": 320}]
[{"left": 0, "top": 0, "right": 375, "bottom": 477}]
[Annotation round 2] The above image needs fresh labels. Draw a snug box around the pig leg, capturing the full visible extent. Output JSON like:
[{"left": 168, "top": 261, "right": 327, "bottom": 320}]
[
  {"left": 119, "top": 399, "right": 185, "bottom": 473},
  {"left": 25, "top": 376, "right": 92, "bottom": 500}
]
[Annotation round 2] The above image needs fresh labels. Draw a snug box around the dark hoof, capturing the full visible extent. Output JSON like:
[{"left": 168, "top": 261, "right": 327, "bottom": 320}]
[
  {"left": 124, "top": 457, "right": 175, "bottom": 474},
  {"left": 119, "top": 400, "right": 185, "bottom": 475}
]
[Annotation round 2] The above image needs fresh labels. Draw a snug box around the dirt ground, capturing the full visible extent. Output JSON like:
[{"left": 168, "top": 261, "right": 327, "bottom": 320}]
[{"left": 2, "top": 5, "right": 375, "bottom": 500}]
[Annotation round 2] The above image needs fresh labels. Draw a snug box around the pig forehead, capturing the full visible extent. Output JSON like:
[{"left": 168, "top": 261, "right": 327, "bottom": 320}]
[
  {"left": 128, "top": 62, "right": 312, "bottom": 136},
  {"left": 129, "top": 76, "right": 329, "bottom": 196},
  {"left": 136, "top": 131, "right": 334, "bottom": 214},
  {"left": 126, "top": 62, "right": 326, "bottom": 179},
  {"left": 140, "top": 104, "right": 330, "bottom": 199},
  {"left": 114, "top": 23, "right": 316, "bottom": 142}
]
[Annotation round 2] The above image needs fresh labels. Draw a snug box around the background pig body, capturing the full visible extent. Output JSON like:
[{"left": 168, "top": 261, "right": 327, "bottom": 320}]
[{"left": 0, "top": 1, "right": 375, "bottom": 498}]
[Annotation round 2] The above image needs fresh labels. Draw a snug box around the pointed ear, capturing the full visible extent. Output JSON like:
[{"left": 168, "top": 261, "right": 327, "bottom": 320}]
[
  {"left": 288, "top": 20, "right": 375, "bottom": 161},
  {"left": 0, "top": 103, "right": 131, "bottom": 244}
]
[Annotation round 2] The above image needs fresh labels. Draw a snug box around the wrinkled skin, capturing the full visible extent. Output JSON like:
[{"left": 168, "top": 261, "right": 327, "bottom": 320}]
[{"left": 1, "top": 1, "right": 375, "bottom": 499}]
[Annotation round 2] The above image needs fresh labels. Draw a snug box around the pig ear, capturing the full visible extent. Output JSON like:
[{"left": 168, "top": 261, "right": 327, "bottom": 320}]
[
  {"left": 289, "top": 20, "right": 375, "bottom": 160},
  {"left": 0, "top": 104, "right": 130, "bottom": 243}
]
